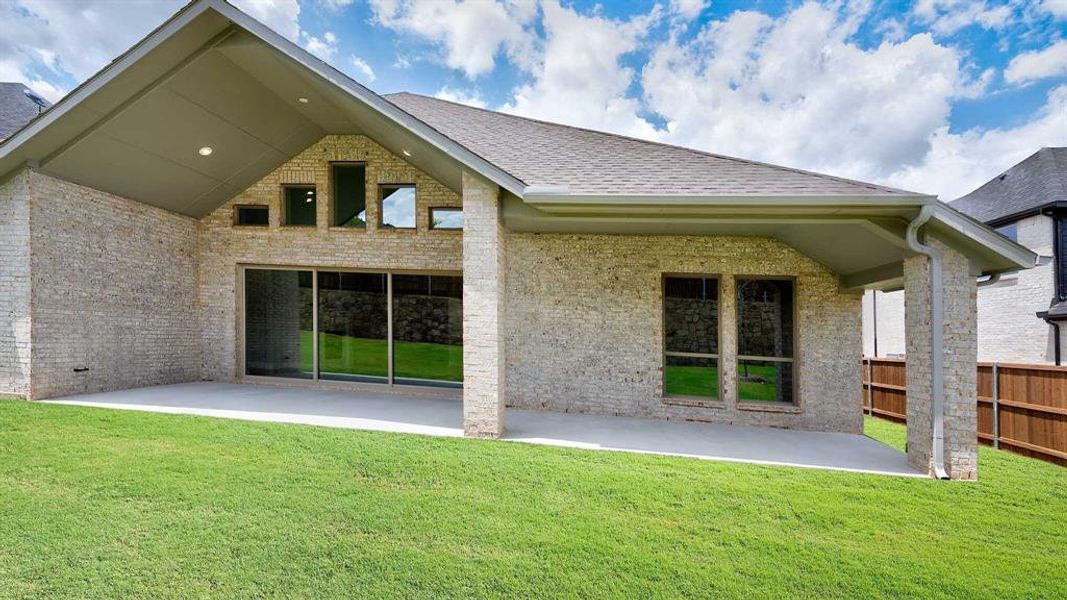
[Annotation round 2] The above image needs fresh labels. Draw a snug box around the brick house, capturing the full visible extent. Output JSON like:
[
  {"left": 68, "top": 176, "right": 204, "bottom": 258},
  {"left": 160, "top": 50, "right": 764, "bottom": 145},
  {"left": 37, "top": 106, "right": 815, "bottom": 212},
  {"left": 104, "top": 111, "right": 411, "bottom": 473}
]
[
  {"left": 865, "top": 148, "right": 1065, "bottom": 364},
  {"left": 0, "top": 0, "right": 1036, "bottom": 479}
]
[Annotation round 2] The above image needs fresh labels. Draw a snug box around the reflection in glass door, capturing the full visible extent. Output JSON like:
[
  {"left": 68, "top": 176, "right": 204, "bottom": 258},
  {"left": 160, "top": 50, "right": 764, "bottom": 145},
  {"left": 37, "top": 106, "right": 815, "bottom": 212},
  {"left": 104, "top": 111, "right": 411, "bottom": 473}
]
[
  {"left": 244, "top": 269, "right": 314, "bottom": 379},
  {"left": 392, "top": 274, "right": 464, "bottom": 386},
  {"left": 244, "top": 267, "right": 462, "bottom": 388},
  {"left": 316, "top": 271, "right": 389, "bottom": 383}
]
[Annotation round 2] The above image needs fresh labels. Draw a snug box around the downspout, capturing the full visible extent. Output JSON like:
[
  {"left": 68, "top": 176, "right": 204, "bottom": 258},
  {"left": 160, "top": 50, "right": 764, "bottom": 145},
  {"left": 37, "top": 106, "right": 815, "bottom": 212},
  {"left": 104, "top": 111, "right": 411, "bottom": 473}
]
[{"left": 905, "top": 205, "right": 950, "bottom": 480}]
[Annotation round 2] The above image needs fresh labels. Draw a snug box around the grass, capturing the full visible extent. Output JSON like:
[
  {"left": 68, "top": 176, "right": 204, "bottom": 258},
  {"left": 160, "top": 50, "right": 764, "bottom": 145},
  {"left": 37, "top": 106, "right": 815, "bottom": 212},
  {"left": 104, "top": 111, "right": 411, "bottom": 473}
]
[
  {"left": 665, "top": 363, "right": 780, "bottom": 401},
  {"left": 298, "top": 331, "right": 462, "bottom": 381},
  {"left": 1, "top": 401, "right": 1066, "bottom": 599}
]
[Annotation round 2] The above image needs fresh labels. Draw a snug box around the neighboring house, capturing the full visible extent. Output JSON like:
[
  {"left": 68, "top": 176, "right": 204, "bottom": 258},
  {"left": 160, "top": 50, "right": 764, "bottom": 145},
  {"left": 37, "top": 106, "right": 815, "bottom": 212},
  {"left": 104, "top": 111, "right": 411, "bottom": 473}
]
[
  {"left": 0, "top": 82, "right": 50, "bottom": 142},
  {"left": 0, "top": 0, "right": 1035, "bottom": 479},
  {"left": 864, "top": 148, "right": 1064, "bottom": 364}
]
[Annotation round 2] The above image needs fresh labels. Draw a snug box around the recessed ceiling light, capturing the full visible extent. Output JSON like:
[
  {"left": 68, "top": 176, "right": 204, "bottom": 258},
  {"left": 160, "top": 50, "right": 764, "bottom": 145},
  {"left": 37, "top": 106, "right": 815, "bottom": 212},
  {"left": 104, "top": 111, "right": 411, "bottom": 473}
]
[
  {"left": 298, "top": 97, "right": 309, "bottom": 104},
  {"left": 198, "top": 146, "right": 213, "bottom": 156},
  {"left": 402, "top": 149, "right": 411, "bottom": 157}
]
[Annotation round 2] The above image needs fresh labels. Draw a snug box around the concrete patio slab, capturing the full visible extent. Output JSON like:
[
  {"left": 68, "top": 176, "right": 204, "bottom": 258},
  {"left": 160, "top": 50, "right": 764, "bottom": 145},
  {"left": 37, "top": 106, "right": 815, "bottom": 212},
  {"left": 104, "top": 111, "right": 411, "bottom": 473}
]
[{"left": 42, "top": 382, "right": 922, "bottom": 477}]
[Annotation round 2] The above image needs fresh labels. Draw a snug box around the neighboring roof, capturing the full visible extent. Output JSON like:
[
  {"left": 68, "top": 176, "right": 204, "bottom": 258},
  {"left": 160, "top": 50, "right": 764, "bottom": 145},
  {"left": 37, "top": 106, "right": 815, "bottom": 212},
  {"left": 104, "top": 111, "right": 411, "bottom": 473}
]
[
  {"left": 385, "top": 92, "right": 915, "bottom": 198},
  {"left": 0, "top": 83, "right": 50, "bottom": 141},
  {"left": 950, "top": 147, "right": 1067, "bottom": 224}
]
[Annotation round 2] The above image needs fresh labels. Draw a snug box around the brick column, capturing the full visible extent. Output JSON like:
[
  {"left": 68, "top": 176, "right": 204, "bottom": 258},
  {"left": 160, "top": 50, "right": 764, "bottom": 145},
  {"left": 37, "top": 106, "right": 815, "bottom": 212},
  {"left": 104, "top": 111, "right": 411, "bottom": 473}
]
[
  {"left": 904, "top": 237, "right": 978, "bottom": 480},
  {"left": 461, "top": 172, "right": 505, "bottom": 438}
]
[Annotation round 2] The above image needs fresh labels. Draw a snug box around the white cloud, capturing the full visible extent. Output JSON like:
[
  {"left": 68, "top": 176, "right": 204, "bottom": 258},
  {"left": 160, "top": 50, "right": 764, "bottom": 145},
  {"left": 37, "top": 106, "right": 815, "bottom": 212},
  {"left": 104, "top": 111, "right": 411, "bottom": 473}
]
[
  {"left": 0, "top": 0, "right": 181, "bottom": 101},
  {"left": 369, "top": 0, "right": 536, "bottom": 78},
  {"left": 501, "top": 1, "right": 663, "bottom": 139},
  {"left": 641, "top": 3, "right": 979, "bottom": 180},
  {"left": 886, "top": 85, "right": 1067, "bottom": 198},
  {"left": 231, "top": 0, "right": 301, "bottom": 41},
  {"left": 670, "top": 0, "right": 708, "bottom": 21},
  {"left": 304, "top": 31, "right": 339, "bottom": 61},
  {"left": 435, "top": 87, "right": 488, "bottom": 108},
  {"left": 1041, "top": 0, "right": 1067, "bottom": 19},
  {"left": 912, "top": 0, "right": 1014, "bottom": 35},
  {"left": 349, "top": 55, "right": 376, "bottom": 82},
  {"left": 1005, "top": 40, "right": 1067, "bottom": 83}
]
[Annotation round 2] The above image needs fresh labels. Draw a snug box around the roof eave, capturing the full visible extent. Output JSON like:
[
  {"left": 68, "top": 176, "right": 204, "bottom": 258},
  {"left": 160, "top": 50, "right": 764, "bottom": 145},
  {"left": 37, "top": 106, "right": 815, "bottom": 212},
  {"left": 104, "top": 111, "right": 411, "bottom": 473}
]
[
  {"left": 930, "top": 203, "right": 1039, "bottom": 272},
  {"left": 521, "top": 186, "right": 937, "bottom": 213}
]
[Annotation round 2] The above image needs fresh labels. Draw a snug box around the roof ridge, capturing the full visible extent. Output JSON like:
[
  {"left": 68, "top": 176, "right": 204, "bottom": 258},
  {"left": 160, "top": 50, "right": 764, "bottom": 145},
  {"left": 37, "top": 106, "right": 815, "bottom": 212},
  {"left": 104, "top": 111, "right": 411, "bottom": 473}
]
[{"left": 385, "top": 91, "right": 920, "bottom": 196}]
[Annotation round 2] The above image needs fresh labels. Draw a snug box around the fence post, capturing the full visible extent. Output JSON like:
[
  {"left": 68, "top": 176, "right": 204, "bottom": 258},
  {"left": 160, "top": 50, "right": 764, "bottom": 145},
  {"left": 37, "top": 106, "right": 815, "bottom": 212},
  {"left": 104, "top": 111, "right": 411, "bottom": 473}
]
[
  {"left": 991, "top": 362, "right": 1000, "bottom": 449},
  {"left": 864, "top": 358, "right": 872, "bottom": 415}
]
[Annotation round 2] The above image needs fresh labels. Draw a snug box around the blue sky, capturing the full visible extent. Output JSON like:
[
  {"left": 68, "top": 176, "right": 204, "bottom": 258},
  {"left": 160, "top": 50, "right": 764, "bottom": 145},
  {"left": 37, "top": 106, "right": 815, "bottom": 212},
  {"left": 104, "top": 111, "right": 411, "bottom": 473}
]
[{"left": 2, "top": 0, "right": 1066, "bottom": 198}]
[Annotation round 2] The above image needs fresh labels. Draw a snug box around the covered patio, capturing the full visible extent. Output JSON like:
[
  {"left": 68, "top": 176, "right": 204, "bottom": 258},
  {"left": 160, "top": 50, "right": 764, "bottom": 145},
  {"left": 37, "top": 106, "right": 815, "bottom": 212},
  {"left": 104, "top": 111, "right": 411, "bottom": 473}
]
[{"left": 43, "top": 382, "right": 920, "bottom": 477}]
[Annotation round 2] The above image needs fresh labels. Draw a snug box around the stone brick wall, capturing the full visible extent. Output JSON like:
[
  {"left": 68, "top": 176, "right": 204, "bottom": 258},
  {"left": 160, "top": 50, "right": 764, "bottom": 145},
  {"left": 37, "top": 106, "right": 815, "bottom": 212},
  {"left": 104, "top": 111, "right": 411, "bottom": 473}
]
[
  {"left": 904, "top": 238, "right": 978, "bottom": 479},
  {"left": 503, "top": 233, "right": 863, "bottom": 433},
  {"left": 461, "top": 173, "right": 506, "bottom": 437},
  {"left": 865, "top": 214, "right": 1054, "bottom": 363},
  {"left": 0, "top": 171, "right": 32, "bottom": 396},
  {"left": 26, "top": 170, "right": 200, "bottom": 399},
  {"left": 198, "top": 135, "right": 462, "bottom": 381}
]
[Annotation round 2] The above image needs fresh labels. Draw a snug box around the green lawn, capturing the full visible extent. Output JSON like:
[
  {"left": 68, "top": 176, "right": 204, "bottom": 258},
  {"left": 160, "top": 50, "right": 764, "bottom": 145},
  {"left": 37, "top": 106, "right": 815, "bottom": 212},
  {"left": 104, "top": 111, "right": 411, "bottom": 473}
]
[
  {"left": 299, "top": 331, "right": 462, "bottom": 381},
  {"left": 1, "top": 402, "right": 1066, "bottom": 599},
  {"left": 665, "top": 363, "right": 780, "bottom": 401}
]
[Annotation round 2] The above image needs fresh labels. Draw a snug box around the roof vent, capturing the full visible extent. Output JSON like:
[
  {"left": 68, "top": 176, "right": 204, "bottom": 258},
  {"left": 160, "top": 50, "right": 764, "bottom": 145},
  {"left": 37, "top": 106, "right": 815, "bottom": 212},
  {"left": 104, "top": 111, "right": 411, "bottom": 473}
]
[
  {"left": 997, "top": 174, "right": 1007, "bottom": 181},
  {"left": 23, "top": 89, "right": 48, "bottom": 114}
]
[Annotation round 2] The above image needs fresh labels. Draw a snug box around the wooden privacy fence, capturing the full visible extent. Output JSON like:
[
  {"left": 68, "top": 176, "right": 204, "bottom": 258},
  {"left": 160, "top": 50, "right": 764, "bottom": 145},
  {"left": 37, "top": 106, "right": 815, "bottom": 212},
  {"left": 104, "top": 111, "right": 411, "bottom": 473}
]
[{"left": 862, "top": 357, "right": 1067, "bottom": 466}]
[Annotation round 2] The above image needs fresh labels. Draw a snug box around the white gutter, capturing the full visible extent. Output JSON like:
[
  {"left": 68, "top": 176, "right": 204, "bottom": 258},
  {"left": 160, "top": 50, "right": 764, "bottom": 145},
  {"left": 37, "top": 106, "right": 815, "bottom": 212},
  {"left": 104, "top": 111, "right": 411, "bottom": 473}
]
[{"left": 905, "top": 205, "right": 950, "bottom": 480}]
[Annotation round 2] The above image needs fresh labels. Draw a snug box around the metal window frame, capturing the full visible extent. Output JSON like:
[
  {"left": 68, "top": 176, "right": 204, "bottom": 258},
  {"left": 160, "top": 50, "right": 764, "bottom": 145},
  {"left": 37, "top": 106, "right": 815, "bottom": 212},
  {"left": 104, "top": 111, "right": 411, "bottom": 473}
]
[
  {"left": 662, "top": 273, "right": 723, "bottom": 402},
  {"left": 238, "top": 265, "right": 462, "bottom": 387},
  {"left": 734, "top": 276, "right": 800, "bottom": 406}
]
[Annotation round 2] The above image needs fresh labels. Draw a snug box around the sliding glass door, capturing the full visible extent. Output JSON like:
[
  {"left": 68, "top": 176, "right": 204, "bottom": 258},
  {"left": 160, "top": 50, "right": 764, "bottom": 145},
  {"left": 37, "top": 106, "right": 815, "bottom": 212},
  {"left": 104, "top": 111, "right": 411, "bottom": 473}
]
[
  {"left": 243, "top": 268, "right": 462, "bottom": 388},
  {"left": 392, "top": 274, "right": 463, "bottom": 385},
  {"left": 244, "top": 269, "right": 314, "bottom": 379},
  {"left": 317, "top": 271, "right": 388, "bottom": 383}
]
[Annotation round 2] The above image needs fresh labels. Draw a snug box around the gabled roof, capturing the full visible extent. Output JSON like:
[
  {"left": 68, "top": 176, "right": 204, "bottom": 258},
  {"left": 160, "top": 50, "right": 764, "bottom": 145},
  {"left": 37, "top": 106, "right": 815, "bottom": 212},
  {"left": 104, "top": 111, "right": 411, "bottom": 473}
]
[
  {"left": 0, "top": 83, "right": 49, "bottom": 142},
  {"left": 386, "top": 92, "right": 914, "bottom": 198},
  {"left": 950, "top": 147, "right": 1067, "bottom": 224}
]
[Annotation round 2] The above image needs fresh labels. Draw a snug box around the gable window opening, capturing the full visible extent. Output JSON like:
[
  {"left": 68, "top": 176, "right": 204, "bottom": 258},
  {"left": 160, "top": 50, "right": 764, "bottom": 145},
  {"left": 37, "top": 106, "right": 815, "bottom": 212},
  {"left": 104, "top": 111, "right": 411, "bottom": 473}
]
[
  {"left": 233, "top": 205, "right": 269, "bottom": 227},
  {"left": 331, "top": 163, "right": 367, "bottom": 228},
  {"left": 736, "top": 278, "right": 796, "bottom": 405},
  {"left": 430, "top": 207, "right": 463, "bottom": 230},
  {"left": 380, "top": 184, "right": 416, "bottom": 229},
  {"left": 663, "top": 275, "right": 720, "bottom": 401},
  {"left": 283, "top": 185, "right": 317, "bottom": 226}
]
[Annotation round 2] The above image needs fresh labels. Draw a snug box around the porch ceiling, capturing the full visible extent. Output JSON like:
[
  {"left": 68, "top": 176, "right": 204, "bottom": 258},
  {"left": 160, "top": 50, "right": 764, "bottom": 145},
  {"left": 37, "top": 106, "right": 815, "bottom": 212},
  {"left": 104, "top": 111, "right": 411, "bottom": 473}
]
[
  {"left": 502, "top": 195, "right": 1034, "bottom": 290},
  {"left": 0, "top": 2, "right": 489, "bottom": 218}
]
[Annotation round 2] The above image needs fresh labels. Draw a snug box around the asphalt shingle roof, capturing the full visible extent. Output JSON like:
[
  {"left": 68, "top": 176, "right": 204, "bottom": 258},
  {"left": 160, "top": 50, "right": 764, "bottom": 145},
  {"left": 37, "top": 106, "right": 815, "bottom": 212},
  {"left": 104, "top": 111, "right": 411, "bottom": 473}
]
[
  {"left": 950, "top": 147, "right": 1067, "bottom": 224},
  {"left": 385, "top": 92, "right": 915, "bottom": 198},
  {"left": 0, "top": 82, "right": 50, "bottom": 142}
]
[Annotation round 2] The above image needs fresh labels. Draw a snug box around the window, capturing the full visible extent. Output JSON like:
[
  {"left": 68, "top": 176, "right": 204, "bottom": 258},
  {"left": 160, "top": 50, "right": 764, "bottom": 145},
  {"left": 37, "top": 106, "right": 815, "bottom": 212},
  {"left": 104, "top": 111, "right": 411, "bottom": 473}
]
[
  {"left": 663, "top": 276, "right": 719, "bottom": 399},
  {"left": 380, "top": 184, "right": 416, "bottom": 229},
  {"left": 331, "top": 163, "right": 367, "bottom": 227},
  {"left": 233, "top": 205, "right": 268, "bottom": 226},
  {"left": 736, "top": 278, "right": 795, "bottom": 404},
  {"left": 244, "top": 269, "right": 314, "bottom": 379},
  {"left": 243, "top": 267, "right": 462, "bottom": 388},
  {"left": 283, "top": 185, "right": 317, "bottom": 226},
  {"left": 430, "top": 207, "right": 463, "bottom": 230}
]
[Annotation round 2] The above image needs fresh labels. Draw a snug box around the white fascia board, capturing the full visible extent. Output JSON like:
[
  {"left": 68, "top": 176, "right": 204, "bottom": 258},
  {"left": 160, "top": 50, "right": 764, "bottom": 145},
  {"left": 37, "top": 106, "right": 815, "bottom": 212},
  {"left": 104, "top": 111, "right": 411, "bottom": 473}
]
[
  {"left": 931, "top": 202, "right": 1038, "bottom": 270},
  {"left": 521, "top": 187, "right": 937, "bottom": 209}
]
